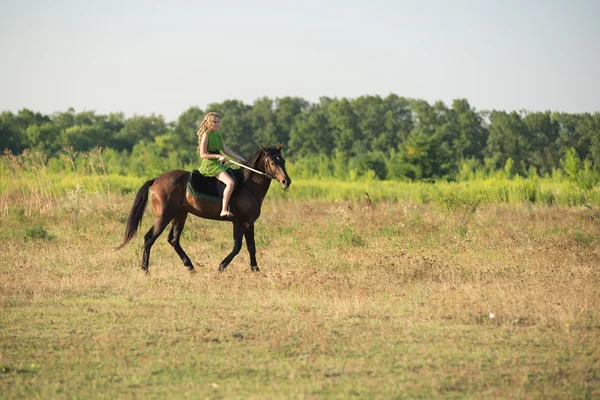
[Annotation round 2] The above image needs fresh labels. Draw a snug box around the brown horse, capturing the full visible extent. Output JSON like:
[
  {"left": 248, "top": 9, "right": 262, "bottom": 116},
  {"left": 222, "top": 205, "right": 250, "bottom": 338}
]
[{"left": 117, "top": 144, "right": 291, "bottom": 273}]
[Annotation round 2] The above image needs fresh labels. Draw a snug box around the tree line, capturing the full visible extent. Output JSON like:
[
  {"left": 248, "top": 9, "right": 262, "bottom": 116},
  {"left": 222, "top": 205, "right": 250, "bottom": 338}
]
[{"left": 1, "top": 95, "right": 599, "bottom": 181}]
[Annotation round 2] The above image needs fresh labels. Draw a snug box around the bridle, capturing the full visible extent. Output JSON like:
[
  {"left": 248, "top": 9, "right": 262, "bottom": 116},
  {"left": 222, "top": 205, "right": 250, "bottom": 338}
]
[{"left": 225, "top": 158, "right": 277, "bottom": 180}]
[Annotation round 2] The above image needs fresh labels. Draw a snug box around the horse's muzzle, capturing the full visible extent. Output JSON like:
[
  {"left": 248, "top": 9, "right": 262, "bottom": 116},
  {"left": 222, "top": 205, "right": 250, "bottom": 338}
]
[{"left": 280, "top": 177, "right": 291, "bottom": 190}]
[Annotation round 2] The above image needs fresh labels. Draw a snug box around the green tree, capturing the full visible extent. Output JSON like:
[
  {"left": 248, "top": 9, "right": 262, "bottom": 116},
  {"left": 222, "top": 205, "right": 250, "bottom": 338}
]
[
  {"left": 561, "top": 147, "right": 599, "bottom": 190},
  {"left": 101, "top": 113, "right": 126, "bottom": 149},
  {"left": 6, "top": 109, "right": 52, "bottom": 152},
  {"left": 0, "top": 111, "right": 26, "bottom": 153},
  {"left": 274, "top": 97, "right": 309, "bottom": 146},
  {"left": 250, "top": 97, "right": 277, "bottom": 146},
  {"left": 351, "top": 95, "right": 414, "bottom": 156},
  {"left": 50, "top": 109, "right": 123, "bottom": 153},
  {"left": 554, "top": 112, "right": 598, "bottom": 164},
  {"left": 575, "top": 113, "right": 600, "bottom": 168},
  {"left": 399, "top": 131, "right": 433, "bottom": 179},
  {"left": 351, "top": 95, "right": 387, "bottom": 153},
  {"left": 59, "top": 125, "right": 96, "bottom": 152},
  {"left": 398, "top": 100, "right": 453, "bottom": 179},
  {"left": 351, "top": 151, "right": 387, "bottom": 179},
  {"left": 382, "top": 94, "right": 413, "bottom": 152},
  {"left": 522, "top": 111, "right": 559, "bottom": 176},
  {"left": 327, "top": 98, "right": 363, "bottom": 156},
  {"left": 26, "top": 122, "right": 61, "bottom": 155},
  {"left": 590, "top": 113, "right": 600, "bottom": 170},
  {"left": 128, "top": 140, "right": 180, "bottom": 177},
  {"left": 114, "top": 114, "right": 169, "bottom": 151},
  {"left": 288, "top": 98, "right": 335, "bottom": 158},
  {"left": 448, "top": 99, "right": 487, "bottom": 162},
  {"left": 332, "top": 149, "right": 350, "bottom": 179},
  {"left": 485, "top": 111, "right": 529, "bottom": 175}
]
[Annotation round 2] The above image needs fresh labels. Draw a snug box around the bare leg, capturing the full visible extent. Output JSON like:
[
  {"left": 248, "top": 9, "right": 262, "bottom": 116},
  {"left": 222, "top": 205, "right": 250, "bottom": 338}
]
[{"left": 215, "top": 171, "right": 235, "bottom": 217}]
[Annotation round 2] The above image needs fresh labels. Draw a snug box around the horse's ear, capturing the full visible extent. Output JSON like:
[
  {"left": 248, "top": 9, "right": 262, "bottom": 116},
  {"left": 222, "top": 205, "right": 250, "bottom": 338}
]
[
  {"left": 260, "top": 145, "right": 267, "bottom": 152},
  {"left": 276, "top": 143, "right": 284, "bottom": 151}
]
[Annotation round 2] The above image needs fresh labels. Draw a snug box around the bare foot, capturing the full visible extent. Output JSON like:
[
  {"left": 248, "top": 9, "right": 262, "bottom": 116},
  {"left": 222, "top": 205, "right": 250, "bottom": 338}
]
[{"left": 220, "top": 211, "right": 233, "bottom": 218}]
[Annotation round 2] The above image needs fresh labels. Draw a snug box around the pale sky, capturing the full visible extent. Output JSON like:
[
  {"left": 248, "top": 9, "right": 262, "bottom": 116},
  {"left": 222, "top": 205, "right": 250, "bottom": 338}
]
[{"left": 1, "top": 0, "right": 599, "bottom": 122}]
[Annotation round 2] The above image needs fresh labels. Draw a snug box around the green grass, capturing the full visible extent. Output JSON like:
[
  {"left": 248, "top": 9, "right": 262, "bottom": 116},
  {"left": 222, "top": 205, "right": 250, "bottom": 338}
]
[
  {"left": 1, "top": 189, "right": 599, "bottom": 398},
  {"left": 2, "top": 173, "right": 600, "bottom": 214}
]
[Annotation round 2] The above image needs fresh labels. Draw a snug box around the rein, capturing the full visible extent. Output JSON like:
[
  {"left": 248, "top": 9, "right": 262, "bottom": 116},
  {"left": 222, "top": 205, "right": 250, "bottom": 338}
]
[{"left": 226, "top": 158, "right": 276, "bottom": 180}]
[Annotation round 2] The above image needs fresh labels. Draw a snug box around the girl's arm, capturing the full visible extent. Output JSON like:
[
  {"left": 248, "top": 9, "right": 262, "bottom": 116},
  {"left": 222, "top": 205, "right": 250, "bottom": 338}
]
[
  {"left": 222, "top": 144, "right": 246, "bottom": 163},
  {"left": 200, "top": 134, "right": 226, "bottom": 162}
]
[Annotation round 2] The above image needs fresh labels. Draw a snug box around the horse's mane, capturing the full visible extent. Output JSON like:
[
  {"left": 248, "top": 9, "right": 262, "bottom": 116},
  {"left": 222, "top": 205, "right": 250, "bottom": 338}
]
[{"left": 235, "top": 145, "right": 281, "bottom": 184}]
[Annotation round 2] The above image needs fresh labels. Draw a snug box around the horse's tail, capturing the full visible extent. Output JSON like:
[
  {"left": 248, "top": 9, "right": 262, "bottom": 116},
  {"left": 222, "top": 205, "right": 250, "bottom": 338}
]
[{"left": 116, "top": 179, "right": 155, "bottom": 250}]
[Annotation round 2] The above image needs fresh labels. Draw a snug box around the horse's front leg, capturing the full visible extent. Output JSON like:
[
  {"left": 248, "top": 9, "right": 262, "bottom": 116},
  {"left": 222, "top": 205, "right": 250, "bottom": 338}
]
[
  {"left": 218, "top": 223, "right": 245, "bottom": 272},
  {"left": 244, "top": 223, "right": 259, "bottom": 272}
]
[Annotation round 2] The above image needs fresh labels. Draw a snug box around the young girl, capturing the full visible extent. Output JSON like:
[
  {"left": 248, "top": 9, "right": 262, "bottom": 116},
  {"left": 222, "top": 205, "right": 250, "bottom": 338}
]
[{"left": 197, "top": 112, "right": 246, "bottom": 217}]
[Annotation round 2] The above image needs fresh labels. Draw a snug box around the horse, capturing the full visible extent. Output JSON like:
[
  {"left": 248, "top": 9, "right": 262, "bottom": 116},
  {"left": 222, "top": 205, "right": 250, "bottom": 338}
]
[{"left": 116, "top": 144, "right": 291, "bottom": 273}]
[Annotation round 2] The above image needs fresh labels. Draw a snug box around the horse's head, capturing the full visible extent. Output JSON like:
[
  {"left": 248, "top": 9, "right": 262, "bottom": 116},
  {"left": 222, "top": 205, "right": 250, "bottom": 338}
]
[{"left": 260, "top": 144, "right": 292, "bottom": 190}]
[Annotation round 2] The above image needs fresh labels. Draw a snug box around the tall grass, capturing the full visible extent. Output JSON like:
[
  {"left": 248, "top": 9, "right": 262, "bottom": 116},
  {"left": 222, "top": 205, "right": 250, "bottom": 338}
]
[
  {"left": 0, "top": 149, "right": 143, "bottom": 216},
  {"left": 2, "top": 149, "right": 599, "bottom": 218},
  {"left": 270, "top": 177, "right": 600, "bottom": 206}
]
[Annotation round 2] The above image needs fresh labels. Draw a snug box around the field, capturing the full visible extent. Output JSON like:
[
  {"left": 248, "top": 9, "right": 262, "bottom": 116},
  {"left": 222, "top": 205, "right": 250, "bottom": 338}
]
[{"left": 1, "top": 172, "right": 600, "bottom": 398}]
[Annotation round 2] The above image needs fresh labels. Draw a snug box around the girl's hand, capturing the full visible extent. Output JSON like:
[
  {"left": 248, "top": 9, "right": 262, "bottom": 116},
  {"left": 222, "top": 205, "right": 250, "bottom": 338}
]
[{"left": 218, "top": 155, "right": 226, "bottom": 163}]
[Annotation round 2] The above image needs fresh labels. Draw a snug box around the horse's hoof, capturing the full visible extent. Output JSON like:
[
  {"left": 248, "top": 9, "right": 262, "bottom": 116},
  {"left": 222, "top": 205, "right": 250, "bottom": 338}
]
[{"left": 251, "top": 266, "right": 260, "bottom": 272}]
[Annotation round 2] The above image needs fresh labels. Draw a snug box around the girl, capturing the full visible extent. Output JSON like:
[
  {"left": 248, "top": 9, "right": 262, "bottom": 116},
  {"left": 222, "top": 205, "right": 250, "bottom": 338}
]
[{"left": 197, "top": 112, "right": 246, "bottom": 217}]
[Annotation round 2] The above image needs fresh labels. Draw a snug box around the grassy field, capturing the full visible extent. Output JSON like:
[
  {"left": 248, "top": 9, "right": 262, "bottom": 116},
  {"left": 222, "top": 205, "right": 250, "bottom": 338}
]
[{"left": 1, "top": 177, "right": 600, "bottom": 398}]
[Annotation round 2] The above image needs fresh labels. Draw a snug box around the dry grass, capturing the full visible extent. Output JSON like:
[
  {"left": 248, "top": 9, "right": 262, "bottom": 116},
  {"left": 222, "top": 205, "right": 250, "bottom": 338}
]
[{"left": 1, "top": 192, "right": 599, "bottom": 398}]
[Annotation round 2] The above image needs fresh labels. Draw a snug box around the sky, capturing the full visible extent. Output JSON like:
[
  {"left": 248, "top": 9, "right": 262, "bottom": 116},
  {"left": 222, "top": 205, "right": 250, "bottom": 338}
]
[{"left": 1, "top": 0, "right": 599, "bottom": 122}]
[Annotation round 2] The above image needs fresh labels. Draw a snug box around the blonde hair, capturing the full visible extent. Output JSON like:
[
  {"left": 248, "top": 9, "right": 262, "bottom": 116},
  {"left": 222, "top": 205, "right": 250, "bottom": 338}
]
[{"left": 197, "top": 112, "right": 221, "bottom": 138}]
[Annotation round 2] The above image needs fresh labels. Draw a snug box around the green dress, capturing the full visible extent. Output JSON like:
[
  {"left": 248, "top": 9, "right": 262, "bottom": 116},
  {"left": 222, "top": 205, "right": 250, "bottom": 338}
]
[{"left": 198, "top": 130, "right": 229, "bottom": 177}]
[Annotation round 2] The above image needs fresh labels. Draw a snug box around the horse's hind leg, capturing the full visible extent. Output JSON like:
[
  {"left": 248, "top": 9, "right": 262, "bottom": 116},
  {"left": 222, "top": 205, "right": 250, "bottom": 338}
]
[
  {"left": 167, "top": 211, "right": 195, "bottom": 271},
  {"left": 141, "top": 215, "right": 172, "bottom": 272}
]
